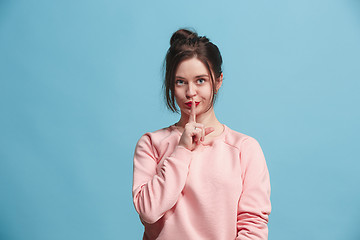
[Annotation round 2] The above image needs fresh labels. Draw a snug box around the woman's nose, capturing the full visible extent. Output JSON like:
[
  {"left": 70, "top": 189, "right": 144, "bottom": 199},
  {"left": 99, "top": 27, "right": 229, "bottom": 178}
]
[{"left": 186, "top": 83, "right": 196, "bottom": 98}]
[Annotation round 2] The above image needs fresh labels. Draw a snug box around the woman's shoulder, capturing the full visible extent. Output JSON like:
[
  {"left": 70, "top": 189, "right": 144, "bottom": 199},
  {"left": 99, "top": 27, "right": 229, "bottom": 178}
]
[
  {"left": 136, "top": 125, "right": 180, "bottom": 146},
  {"left": 144, "top": 124, "right": 179, "bottom": 137},
  {"left": 224, "top": 125, "right": 261, "bottom": 151}
]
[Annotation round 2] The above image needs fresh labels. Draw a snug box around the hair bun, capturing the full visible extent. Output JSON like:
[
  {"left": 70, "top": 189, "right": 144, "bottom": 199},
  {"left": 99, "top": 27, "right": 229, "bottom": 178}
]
[{"left": 170, "top": 28, "right": 198, "bottom": 45}]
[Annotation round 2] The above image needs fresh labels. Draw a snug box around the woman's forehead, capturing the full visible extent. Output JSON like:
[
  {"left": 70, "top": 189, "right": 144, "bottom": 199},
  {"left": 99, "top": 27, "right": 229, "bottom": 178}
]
[{"left": 175, "top": 58, "right": 211, "bottom": 77}]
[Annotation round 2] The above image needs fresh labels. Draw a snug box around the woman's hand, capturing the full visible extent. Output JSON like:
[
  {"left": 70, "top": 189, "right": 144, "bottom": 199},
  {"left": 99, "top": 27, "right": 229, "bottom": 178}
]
[{"left": 178, "top": 100, "right": 214, "bottom": 151}]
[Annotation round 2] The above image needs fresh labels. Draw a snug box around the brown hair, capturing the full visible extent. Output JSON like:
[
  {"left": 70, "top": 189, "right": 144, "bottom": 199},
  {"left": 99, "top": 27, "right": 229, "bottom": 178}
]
[{"left": 163, "top": 28, "right": 223, "bottom": 113}]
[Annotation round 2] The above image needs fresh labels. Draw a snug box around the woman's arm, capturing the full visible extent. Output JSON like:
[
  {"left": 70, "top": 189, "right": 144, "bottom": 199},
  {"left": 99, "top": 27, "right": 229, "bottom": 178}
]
[
  {"left": 236, "top": 137, "right": 271, "bottom": 240},
  {"left": 132, "top": 134, "right": 192, "bottom": 224}
]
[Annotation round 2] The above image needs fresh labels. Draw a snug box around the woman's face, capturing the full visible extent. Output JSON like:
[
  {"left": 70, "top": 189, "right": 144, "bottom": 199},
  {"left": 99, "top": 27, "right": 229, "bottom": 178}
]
[{"left": 174, "top": 57, "right": 221, "bottom": 118}]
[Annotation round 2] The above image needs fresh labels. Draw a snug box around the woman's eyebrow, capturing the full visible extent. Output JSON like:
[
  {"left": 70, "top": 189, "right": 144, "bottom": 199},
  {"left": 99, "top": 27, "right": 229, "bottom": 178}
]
[
  {"left": 195, "top": 75, "right": 209, "bottom": 78},
  {"left": 175, "top": 74, "right": 209, "bottom": 79}
]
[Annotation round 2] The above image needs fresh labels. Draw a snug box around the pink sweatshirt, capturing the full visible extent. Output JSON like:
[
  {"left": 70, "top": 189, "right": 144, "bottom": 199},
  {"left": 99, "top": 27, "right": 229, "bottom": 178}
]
[{"left": 132, "top": 124, "right": 271, "bottom": 240}]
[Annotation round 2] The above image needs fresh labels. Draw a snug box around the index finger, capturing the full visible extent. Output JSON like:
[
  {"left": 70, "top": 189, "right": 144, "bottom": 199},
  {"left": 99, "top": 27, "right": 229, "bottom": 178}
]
[{"left": 189, "top": 99, "right": 196, "bottom": 123}]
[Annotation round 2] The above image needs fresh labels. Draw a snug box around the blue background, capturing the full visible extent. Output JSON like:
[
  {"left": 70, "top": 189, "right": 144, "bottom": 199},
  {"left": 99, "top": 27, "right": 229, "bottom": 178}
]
[{"left": 1, "top": 0, "right": 360, "bottom": 239}]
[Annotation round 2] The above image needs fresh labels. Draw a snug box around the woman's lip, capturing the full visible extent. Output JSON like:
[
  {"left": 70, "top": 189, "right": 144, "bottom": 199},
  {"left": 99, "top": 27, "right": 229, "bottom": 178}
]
[{"left": 185, "top": 102, "right": 200, "bottom": 107}]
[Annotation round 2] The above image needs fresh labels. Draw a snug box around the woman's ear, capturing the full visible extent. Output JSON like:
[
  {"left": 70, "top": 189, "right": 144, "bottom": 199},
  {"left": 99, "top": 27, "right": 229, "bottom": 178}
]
[{"left": 216, "top": 73, "right": 223, "bottom": 93}]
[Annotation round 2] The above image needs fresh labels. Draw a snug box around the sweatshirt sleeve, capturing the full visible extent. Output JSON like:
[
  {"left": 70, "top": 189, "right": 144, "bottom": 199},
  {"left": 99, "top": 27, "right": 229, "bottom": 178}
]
[
  {"left": 236, "top": 137, "right": 271, "bottom": 240},
  {"left": 132, "top": 134, "right": 192, "bottom": 224}
]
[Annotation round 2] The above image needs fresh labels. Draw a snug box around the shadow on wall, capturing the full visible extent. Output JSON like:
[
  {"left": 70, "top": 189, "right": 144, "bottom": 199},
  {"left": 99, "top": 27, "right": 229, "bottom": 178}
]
[
  {"left": 349, "top": 0, "right": 360, "bottom": 25},
  {"left": 0, "top": 0, "right": 11, "bottom": 27}
]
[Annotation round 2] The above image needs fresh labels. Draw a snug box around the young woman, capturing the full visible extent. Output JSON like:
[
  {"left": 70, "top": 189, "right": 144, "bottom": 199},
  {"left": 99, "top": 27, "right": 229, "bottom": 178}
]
[{"left": 132, "top": 29, "right": 271, "bottom": 240}]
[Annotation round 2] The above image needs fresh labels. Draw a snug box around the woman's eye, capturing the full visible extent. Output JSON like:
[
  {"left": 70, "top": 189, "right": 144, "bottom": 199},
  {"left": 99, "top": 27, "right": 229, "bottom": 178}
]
[
  {"left": 176, "top": 80, "right": 184, "bottom": 85},
  {"left": 197, "top": 79, "right": 205, "bottom": 84}
]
